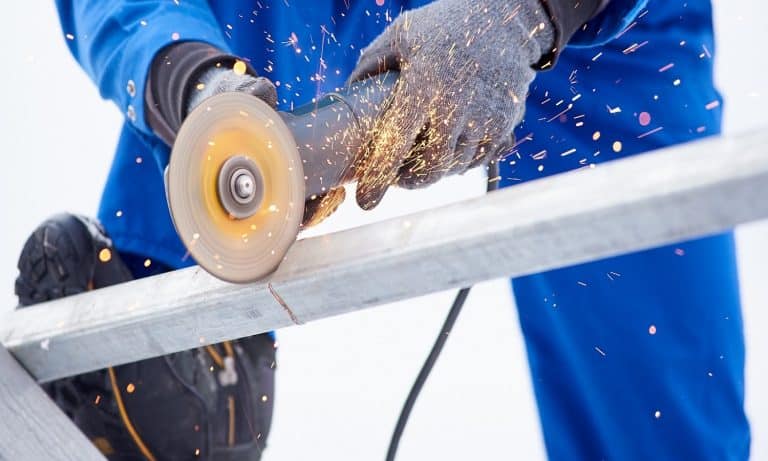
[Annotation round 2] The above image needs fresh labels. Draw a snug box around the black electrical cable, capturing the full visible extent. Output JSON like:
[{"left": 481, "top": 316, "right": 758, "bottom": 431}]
[{"left": 385, "top": 161, "right": 501, "bottom": 461}]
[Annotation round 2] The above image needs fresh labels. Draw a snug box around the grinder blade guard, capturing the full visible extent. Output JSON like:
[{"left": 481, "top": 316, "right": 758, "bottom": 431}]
[{"left": 166, "top": 73, "right": 398, "bottom": 283}]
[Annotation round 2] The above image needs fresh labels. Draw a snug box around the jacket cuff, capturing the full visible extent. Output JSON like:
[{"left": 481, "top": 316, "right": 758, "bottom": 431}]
[
  {"left": 535, "top": 0, "right": 603, "bottom": 69},
  {"left": 116, "top": 12, "right": 232, "bottom": 139},
  {"left": 145, "top": 42, "right": 258, "bottom": 147}
]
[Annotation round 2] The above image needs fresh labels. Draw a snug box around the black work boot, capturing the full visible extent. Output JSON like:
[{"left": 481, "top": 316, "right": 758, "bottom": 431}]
[
  {"left": 15, "top": 213, "right": 133, "bottom": 306},
  {"left": 14, "top": 213, "right": 275, "bottom": 461}
]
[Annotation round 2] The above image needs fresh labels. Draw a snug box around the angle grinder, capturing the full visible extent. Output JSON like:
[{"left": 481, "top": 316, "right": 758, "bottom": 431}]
[{"left": 166, "top": 73, "right": 397, "bottom": 283}]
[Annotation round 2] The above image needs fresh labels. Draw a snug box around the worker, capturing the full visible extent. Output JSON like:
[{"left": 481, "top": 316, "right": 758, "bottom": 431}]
[{"left": 13, "top": 0, "right": 749, "bottom": 460}]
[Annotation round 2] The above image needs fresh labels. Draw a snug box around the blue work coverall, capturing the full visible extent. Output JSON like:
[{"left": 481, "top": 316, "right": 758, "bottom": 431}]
[{"left": 56, "top": 0, "right": 750, "bottom": 458}]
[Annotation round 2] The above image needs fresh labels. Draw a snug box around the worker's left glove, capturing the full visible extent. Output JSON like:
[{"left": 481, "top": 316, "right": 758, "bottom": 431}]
[
  {"left": 348, "top": 0, "right": 601, "bottom": 209},
  {"left": 145, "top": 42, "right": 277, "bottom": 147},
  {"left": 185, "top": 65, "right": 277, "bottom": 115}
]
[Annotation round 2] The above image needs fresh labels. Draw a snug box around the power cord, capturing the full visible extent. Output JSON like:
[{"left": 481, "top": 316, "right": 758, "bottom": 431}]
[{"left": 385, "top": 160, "right": 501, "bottom": 461}]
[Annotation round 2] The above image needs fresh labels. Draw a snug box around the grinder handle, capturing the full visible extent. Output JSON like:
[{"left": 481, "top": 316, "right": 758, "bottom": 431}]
[{"left": 279, "top": 72, "right": 399, "bottom": 201}]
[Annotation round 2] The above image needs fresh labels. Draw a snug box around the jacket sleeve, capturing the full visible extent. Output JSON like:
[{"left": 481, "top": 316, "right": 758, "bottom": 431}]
[
  {"left": 55, "top": 0, "right": 230, "bottom": 137},
  {"left": 569, "top": 0, "right": 649, "bottom": 47}
]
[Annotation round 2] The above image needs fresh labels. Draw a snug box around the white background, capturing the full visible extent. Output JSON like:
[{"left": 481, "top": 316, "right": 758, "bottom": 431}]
[{"left": 0, "top": 2, "right": 766, "bottom": 460}]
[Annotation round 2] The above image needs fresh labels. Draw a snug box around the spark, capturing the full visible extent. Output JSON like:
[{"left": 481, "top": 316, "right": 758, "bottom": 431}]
[
  {"left": 233, "top": 60, "right": 247, "bottom": 75},
  {"left": 658, "top": 63, "right": 674, "bottom": 73},
  {"left": 622, "top": 41, "right": 648, "bottom": 54},
  {"left": 637, "top": 126, "right": 664, "bottom": 139},
  {"left": 594, "top": 346, "right": 606, "bottom": 357},
  {"left": 285, "top": 32, "right": 302, "bottom": 53},
  {"left": 615, "top": 20, "right": 637, "bottom": 39},
  {"left": 99, "top": 248, "right": 112, "bottom": 262},
  {"left": 547, "top": 103, "right": 573, "bottom": 122}
]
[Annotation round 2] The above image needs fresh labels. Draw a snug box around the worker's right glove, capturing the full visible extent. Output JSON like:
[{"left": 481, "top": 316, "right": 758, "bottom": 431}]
[
  {"left": 349, "top": 0, "right": 604, "bottom": 210},
  {"left": 145, "top": 42, "right": 277, "bottom": 147}
]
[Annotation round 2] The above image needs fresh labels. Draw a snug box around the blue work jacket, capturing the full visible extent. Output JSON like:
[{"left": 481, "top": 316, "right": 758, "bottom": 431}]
[{"left": 56, "top": 0, "right": 645, "bottom": 267}]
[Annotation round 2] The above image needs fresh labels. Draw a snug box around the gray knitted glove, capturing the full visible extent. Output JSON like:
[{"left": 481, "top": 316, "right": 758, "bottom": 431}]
[
  {"left": 349, "top": 0, "right": 554, "bottom": 210},
  {"left": 187, "top": 66, "right": 278, "bottom": 113}
]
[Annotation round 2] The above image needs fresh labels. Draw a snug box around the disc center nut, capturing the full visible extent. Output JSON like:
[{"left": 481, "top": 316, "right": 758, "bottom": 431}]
[
  {"left": 232, "top": 169, "right": 256, "bottom": 203},
  {"left": 218, "top": 156, "right": 265, "bottom": 219}
]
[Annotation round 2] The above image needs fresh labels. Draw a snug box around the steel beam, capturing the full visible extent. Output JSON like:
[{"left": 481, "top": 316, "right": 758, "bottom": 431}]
[
  {"left": 2, "top": 129, "right": 767, "bottom": 383},
  {"left": 0, "top": 347, "right": 106, "bottom": 460}
]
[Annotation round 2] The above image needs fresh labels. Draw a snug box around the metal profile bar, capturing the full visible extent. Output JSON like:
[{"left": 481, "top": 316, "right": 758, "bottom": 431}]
[
  {"left": 2, "top": 129, "right": 767, "bottom": 383},
  {"left": 0, "top": 347, "right": 106, "bottom": 460}
]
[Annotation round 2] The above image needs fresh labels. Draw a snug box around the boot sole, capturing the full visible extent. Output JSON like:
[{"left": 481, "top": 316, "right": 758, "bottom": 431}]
[{"left": 15, "top": 214, "right": 95, "bottom": 307}]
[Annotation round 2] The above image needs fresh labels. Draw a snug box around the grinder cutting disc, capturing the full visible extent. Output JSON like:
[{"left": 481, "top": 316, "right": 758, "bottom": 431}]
[{"left": 167, "top": 92, "right": 304, "bottom": 283}]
